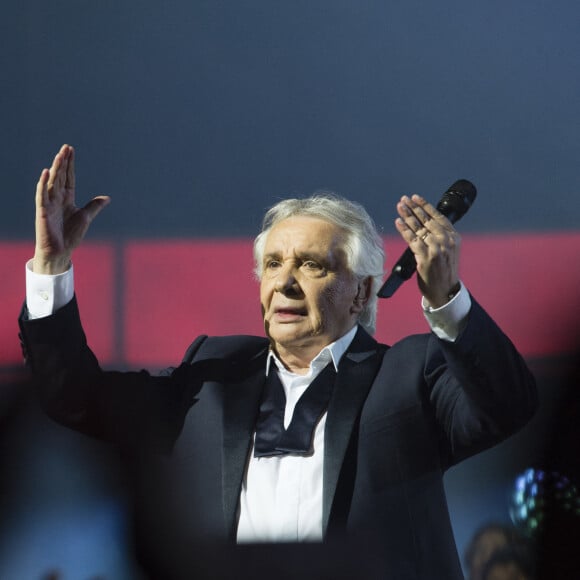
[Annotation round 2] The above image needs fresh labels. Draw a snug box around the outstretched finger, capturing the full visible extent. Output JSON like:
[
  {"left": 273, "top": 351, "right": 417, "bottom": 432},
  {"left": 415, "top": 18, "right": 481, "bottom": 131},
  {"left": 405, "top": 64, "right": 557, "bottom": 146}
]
[
  {"left": 47, "top": 145, "right": 69, "bottom": 193},
  {"left": 410, "top": 194, "right": 454, "bottom": 231},
  {"left": 397, "top": 196, "right": 439, "bottom": 240},
  {"left": 47, "top": 151, "right": 60, "bottom": 191},
  {"left": 54, "top": 145, "right": 72, "bottom": 192},
  {"left": 66, "top": 146, "right": 75, "bottom": 191},
  {"left": 395, "top": 216, "right": 429, "bottom": 254},
  {"left": 35, "top": 169, "right": 50, "bottom": 208}
]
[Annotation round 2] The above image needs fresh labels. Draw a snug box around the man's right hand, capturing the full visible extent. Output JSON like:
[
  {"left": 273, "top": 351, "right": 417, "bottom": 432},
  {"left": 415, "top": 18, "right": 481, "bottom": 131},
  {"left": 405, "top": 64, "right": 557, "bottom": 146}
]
[{"left": 32, "top": 144, "right": 110, "bottom": 275}]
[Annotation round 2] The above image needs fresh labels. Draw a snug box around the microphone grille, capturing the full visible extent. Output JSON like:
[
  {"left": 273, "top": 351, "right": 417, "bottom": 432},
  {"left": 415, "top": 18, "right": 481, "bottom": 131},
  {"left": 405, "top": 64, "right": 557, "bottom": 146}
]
[
  {"left": 437, "top": 179, "right": 477, "bottom": 223},
  {"left": 447, "top": 179, "right": 477, "bottom": 206}
]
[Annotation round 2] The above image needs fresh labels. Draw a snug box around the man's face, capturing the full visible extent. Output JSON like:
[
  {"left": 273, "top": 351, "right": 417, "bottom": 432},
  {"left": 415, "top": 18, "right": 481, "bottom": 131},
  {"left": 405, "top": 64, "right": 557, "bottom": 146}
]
[{"left": 260, "top": 216, "right": 365, "bottom": 362}]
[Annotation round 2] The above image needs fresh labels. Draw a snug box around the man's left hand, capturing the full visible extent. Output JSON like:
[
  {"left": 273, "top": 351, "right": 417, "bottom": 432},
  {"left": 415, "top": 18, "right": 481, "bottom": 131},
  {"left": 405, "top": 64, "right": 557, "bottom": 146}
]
[{"left": 395, "top": 194, "right": 461, "bottom": 308}]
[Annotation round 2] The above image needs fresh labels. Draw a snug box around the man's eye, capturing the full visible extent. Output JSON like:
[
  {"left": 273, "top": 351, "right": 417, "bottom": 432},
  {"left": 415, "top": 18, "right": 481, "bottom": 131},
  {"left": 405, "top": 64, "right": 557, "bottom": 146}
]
[
  {"left": 303, "top": 261, "right": 322, "bottom": 270},
  {"left": 265, "top": 260, "right": 281, "bottom": 269}
]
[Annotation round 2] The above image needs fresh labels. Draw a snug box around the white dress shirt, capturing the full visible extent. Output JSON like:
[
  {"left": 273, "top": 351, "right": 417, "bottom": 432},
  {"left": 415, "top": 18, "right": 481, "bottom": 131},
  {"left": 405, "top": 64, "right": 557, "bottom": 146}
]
[
  {"left": 237, "top": 326, "right": 358, "bottom": 543},
  {"left": 25, "top": 261, "right": 471, "bottom": 542}
]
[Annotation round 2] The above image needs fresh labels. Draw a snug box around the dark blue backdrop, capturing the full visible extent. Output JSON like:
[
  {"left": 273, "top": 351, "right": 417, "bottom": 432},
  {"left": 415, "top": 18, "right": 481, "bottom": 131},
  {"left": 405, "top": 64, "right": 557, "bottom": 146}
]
[{"left": 3, "top": 1, "right": 580, "bottom": 240}]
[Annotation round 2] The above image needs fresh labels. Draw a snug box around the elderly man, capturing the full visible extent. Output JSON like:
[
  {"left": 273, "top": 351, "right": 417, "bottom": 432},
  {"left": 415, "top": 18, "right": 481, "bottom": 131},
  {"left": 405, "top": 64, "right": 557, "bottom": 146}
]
[{"left": 20, "top": 145, "right": 537, "bottom": 579}]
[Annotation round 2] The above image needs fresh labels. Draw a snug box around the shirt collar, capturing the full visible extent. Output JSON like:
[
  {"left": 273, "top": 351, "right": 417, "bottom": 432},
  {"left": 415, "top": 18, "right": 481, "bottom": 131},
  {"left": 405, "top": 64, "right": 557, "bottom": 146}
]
[{"left": 266, "top": 324, "right": 359, "bottom": 376}]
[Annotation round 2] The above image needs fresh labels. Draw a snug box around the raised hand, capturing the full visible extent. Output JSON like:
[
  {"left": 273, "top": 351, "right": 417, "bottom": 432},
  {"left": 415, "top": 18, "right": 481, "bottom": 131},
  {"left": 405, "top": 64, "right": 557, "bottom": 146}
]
[
  {"left": 395, "top": 194, "right": 461, "bottom": 308},
  {"left": 33, "top": 144, "right": 110, "bottom": 274}
]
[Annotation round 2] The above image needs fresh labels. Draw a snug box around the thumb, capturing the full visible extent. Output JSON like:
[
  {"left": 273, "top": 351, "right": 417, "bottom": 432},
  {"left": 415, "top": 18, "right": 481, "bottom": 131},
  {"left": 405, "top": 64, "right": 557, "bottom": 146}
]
[{"left": 83, "top": 195, "right": 111, "bottom": 223}]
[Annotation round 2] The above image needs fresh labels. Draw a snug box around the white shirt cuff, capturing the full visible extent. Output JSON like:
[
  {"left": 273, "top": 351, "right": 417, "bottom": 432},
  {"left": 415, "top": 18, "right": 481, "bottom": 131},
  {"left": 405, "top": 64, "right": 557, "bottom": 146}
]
[
  {"left": 26, "top": 259, "right": 75, "bottom": 319},
  {"left": 421, "top": 281, "right": 471, "bottom": 342}
]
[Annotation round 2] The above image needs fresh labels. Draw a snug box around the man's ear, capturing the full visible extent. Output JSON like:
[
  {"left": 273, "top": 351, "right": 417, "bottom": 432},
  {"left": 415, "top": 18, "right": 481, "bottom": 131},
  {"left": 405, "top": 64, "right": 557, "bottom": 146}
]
[{"left": 352, "top": 276, "right": 372, "bottom": 313}]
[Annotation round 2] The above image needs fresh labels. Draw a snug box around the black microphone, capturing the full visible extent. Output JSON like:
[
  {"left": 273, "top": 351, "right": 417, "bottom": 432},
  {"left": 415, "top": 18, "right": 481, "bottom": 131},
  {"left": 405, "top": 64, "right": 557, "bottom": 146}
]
[{"left": 377, "top": 179, "right": 477, "bottom": 298}]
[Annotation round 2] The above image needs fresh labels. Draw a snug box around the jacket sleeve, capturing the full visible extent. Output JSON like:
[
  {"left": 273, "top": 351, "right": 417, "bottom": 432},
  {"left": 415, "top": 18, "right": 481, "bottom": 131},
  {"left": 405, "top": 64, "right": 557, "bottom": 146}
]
[
  {"left": 425, "top": 297, "right": 538, "bottom": 466},
  {"left": 18, "top": 296, "right": 204, "bottom": 453}
]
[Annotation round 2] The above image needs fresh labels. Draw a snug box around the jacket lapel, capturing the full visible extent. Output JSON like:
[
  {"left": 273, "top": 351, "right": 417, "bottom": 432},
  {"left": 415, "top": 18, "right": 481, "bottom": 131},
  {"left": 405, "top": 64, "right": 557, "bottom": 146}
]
[
  {"left": 221, "top": 349, "right": 268, "bottom": 539},
  {"left": 322, "top": 326, "right": 387, "bottom": 534}
]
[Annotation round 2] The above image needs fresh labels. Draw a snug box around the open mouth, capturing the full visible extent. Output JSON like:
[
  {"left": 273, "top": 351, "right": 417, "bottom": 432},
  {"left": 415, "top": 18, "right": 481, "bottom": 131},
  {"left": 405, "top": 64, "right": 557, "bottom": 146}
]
[{"left": 274, "top": 307, "right": 307, "bottom": 319}]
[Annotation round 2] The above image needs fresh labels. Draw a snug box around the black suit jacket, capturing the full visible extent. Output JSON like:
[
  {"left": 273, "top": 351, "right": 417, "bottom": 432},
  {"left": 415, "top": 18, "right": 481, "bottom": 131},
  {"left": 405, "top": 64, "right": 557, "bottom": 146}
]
[{"left": 18, "top": 296, "right": 537, "bottom": 579}]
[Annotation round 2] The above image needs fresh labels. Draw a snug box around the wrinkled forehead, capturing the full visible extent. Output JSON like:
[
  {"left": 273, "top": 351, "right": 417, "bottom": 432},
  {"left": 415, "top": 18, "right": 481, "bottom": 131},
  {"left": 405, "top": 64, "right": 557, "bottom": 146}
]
[{"left": 264, "top": 216, "right": 350, "bottom": 258}]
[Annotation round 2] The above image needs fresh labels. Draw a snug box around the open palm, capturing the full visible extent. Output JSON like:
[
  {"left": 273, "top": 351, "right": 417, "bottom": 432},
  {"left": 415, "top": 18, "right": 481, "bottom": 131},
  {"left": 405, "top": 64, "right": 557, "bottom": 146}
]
[{"left": 33, "top": 144, "right": 110, "bottom": 274}]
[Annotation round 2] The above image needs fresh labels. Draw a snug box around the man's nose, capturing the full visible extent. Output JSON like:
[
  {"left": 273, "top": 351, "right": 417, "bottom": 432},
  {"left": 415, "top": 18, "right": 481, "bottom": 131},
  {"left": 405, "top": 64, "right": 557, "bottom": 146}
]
[{"left": 274, "top": 264, "right": 300, "bottom": 294}]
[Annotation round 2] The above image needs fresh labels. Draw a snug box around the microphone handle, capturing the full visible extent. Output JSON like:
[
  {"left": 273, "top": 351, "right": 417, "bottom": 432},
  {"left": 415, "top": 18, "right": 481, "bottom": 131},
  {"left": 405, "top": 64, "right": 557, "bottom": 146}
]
[{"left": 376, "top": 248, "right": 416, "bottom": 298}]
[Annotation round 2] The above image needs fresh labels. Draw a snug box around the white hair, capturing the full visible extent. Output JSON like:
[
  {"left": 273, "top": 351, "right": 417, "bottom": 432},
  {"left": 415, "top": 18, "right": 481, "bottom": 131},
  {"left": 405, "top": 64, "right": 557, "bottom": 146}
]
[{"left": 254, "top": 193, "right": 385, "bottom": 334}]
